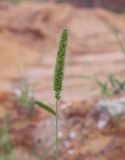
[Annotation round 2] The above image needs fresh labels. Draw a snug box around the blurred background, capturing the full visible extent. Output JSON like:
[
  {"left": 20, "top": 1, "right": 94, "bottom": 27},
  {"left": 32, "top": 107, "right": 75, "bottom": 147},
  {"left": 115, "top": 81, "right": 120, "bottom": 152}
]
[{"left": 0, "top": 0, "right": 125, "bottom": 160}]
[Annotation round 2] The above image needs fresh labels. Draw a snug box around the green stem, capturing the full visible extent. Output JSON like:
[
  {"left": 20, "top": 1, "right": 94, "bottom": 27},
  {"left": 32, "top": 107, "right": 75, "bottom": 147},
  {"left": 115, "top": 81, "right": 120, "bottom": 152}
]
[{"left": 56, "top": 99, "right": 59, "bottom": 160}]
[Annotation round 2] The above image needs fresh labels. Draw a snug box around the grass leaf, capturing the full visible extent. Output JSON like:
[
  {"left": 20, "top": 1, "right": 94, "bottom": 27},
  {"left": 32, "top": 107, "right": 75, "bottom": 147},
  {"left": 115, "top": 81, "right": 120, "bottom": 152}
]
[{"left": 35, "top": 100, "right": 56, "bottom": 115}]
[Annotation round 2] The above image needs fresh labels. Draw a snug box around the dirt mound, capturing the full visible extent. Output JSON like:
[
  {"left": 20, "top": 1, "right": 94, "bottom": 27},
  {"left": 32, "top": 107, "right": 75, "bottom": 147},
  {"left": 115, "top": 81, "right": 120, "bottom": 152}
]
[
  {"left": 0, "top": 2, "right": 125, "bottom": 92},
  {"left": 0, "top": 2, "right": 125, "bottom": 55}
]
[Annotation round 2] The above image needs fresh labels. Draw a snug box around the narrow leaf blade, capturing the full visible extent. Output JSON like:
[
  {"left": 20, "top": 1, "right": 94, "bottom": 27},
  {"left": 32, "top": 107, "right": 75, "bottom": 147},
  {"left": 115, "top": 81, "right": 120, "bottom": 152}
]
[{"left": 35, "top": 100, "right": 56, "bottom": 115}]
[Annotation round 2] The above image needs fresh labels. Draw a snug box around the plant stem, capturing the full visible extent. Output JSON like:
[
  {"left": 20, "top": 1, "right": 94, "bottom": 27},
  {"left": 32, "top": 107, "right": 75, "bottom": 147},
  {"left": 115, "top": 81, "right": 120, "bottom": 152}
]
[{"left": 56, "top": 99, "right": 59, "bottom": 160}]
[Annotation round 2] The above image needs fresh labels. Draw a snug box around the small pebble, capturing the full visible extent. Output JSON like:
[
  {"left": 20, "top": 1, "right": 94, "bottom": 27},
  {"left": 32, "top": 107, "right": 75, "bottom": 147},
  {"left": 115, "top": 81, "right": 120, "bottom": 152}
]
[
  {"left": 69, "top": 131, "right": 77, "bottom": 139},
  {"left": 58, "top": 131, "right": 63, "bottom": 138}
]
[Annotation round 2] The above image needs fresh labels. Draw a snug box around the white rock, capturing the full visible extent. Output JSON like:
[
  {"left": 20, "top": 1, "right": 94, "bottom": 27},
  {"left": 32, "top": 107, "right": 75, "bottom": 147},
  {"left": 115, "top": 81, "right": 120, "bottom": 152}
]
[
  {"left": 69, "top": 131, "right": 77, "bottom": 139},
  {"left": 95, "top": 98, "right": 125, "bottom": 129}
]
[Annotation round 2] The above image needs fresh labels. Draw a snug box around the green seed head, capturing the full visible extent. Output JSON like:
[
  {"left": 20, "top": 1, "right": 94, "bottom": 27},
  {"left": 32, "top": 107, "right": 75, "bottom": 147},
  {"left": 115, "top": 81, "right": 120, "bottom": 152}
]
[{"left": 54, "top": 28, "right": 68, "bottom": 100}]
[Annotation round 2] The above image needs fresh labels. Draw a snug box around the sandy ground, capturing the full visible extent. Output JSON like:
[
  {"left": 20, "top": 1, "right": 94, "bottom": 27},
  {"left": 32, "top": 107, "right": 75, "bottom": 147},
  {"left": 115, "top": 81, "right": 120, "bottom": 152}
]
[
  {"left": 0, "top": 2, "right": 125, "bottom": 160},
  {"left": 0, "top": 2, "right": 125, "bottom": 80}
]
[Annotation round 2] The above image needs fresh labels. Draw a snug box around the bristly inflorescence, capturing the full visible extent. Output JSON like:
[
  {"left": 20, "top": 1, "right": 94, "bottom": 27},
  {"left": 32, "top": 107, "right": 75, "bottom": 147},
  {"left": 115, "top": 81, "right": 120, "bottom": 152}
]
[{"left": 54, "top": 28, "right": 68, "bottom": 100}]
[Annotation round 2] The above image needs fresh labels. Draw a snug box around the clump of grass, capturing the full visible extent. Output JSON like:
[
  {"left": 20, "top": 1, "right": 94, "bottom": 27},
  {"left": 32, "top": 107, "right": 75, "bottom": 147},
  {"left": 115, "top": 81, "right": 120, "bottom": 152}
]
[
  {"left": 0, "top": 109, "right": 15, "bottom": 160},
  {"left": 81, "top": 71, "right": 125, "bottom": 98},
  {"left": 14, "top": 79, "right": 35, "bottom": 112},
  {"left": 82, "top": 71, "right": 125, "bottom": 126},
  {"left": 81, "top": 62, "right": 111, "bottom": 98},
  {"left": 14, "top": 78, "right": 56, "bottom": 115},
  {"left": 54, "top": 28, "right": 68, "bottom": 160},
  {"left": 108, "top": 74, "right": 125, "bottom": 94}
]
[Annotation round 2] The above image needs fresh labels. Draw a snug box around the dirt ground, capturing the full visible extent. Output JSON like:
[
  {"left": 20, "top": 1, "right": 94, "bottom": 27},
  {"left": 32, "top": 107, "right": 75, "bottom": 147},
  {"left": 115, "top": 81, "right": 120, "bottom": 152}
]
[{"left": 0, "top": 1, "right": 125, "bottom": 160}]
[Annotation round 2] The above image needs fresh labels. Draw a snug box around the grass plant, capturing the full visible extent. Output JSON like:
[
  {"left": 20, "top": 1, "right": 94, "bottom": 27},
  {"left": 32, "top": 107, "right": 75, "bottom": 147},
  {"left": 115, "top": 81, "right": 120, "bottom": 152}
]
[
  {"left": 54, "top": 28, "right": 68, "bottom": 160},
  {"left": 0, "top": 109, "right": 15, "bottom": 160},
  {"left": 81, "top": 62, "right": 111, "bottom": 98},
  {"left": 82, "top": 73, "right": 125, "bottom": 98},
  {"left": 32, "top": 28, "right": 68, "bottom": 160},
  {"left": 15, "top": 80, "right": 35, "bottom": 111},
  {"left": 15, "top": 79, "right": 56, "bottom": 115}
]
